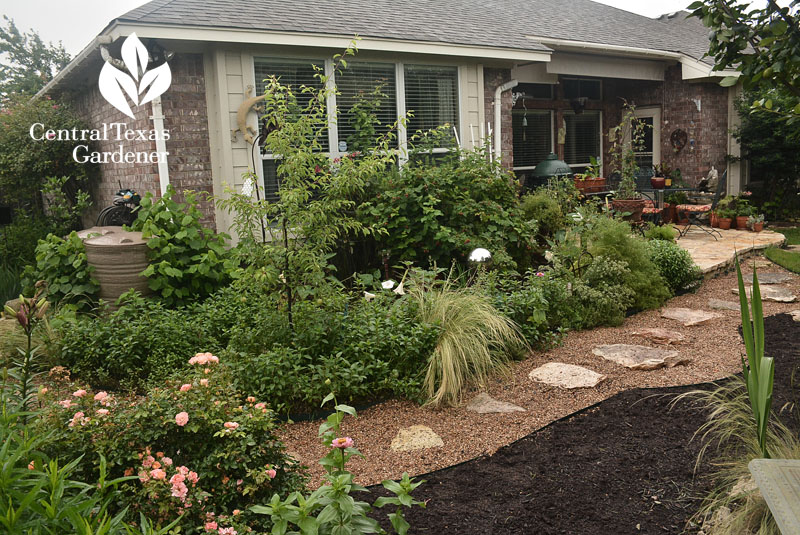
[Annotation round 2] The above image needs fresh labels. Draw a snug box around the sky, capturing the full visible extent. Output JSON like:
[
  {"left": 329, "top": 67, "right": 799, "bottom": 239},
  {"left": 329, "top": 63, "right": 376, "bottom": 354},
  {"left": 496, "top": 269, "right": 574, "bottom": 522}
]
[{"left": 0, "top": 0, "right": 772, "bottom": 57}]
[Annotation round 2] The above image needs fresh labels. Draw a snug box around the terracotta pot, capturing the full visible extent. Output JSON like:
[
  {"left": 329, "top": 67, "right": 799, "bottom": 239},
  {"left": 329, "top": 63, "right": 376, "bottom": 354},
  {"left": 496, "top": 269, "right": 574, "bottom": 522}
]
[
  {"left": 718, "top": 218, "right": 732, "bottom": 230},
  {"left": 753, "top": 221, "right": 764, "bottom": 232},
  {"left": 611, "top": 198, "right": 646, "bottom": 222},
  {"left": 736, "top": 216, "right": 750, "bottom": 229},
  {"left": 665, "top": 203, "right": 676, "bottom": 224},
  {"left": 650, "top": 177, "right": 666, "bottom": 189},
  {"left": 710, "top": 212, "right": 719, "bottom": 228}
]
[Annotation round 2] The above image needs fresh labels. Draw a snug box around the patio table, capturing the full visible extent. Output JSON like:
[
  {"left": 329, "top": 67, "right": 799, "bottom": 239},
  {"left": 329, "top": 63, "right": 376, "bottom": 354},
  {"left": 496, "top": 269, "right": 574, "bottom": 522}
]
[{"left": 637, "top": 186, "right": 695, "bottom": 210}]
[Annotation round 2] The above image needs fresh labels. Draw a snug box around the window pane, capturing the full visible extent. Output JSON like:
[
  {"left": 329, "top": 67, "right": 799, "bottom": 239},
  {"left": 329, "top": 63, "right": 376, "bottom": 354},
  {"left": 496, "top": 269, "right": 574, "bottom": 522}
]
[
  {"left": 404, "top": 65, "right": 459, "bottom": 140},
  {"left": 516, "top": 83, "right": 553, "bottom": 100},
  {"left": 563, "top": 79, "right": 601, "bottom": 101},
  {"left": 261, "top": 159, "right": 280, "bottom": 203},
  {"left": 512, "top": 110, "right": 551, "bottom": 168},
  {"left": 564, "top": 112, "right": 601, "bottom": 165},
  {"left": 254, "top": 58, "right": 328, "bottom": 151},
  {"left": 336, "top": 62, "right": 397, "bottom": 152}
]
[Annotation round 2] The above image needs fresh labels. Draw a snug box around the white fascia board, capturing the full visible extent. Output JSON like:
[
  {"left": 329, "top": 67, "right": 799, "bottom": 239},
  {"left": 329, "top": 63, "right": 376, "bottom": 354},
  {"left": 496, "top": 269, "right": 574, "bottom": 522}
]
[
  {"left": 35, "top": 35, "right": 113, "bottom": 98},
  {"left": 679, "top": 56, "right": 739, "bottom": 80},
  {"left": 546, "top": 52, "right": 665, "bottom": 81},
  {"left": 110, "top": 23, "right": 553, "bottom": 63}
]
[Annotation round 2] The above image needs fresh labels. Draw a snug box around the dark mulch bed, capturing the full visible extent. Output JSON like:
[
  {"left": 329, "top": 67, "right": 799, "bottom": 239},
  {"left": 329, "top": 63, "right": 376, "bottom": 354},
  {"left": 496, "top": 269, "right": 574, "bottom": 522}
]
[{"left": 367, "top": 314, "right": 800, "bottom": 534}]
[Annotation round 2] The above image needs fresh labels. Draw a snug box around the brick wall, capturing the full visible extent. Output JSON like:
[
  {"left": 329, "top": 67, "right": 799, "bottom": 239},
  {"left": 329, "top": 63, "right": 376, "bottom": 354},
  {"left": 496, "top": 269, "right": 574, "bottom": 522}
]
[
  {"left": 70, "top": 53, "right": 216, "bottom": 229},
  {"left": 483, "top": 68, "right": 514, "bottom": 169}
]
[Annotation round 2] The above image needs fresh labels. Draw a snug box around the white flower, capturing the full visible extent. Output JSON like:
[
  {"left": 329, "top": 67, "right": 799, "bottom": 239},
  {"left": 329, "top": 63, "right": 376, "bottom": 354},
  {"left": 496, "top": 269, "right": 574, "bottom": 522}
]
[
  {"left": 364, "top": 291, "right": 376, "bottom": 302},
  {"left": 393, "top": 281, "right": 405, "bottom": 296},
  {"left": 381, "top": 280, "right": 396, "bottom": 290},
  {"left": 279, "top": 272, "right": 286, "bottom": 283},
  {"left": 544, "top": 251, "right": 554, "bottom": 262}
]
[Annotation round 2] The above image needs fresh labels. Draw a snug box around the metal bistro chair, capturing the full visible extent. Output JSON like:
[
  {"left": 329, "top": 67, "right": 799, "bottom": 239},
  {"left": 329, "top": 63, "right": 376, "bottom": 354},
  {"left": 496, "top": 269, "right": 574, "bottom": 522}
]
[{"left": 675, "top": 170, "right": 727, "bottom": 240}]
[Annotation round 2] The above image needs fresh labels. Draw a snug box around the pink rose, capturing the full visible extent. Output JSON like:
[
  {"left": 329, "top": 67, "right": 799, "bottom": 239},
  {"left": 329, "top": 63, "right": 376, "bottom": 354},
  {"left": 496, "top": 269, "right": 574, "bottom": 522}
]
[
  {"left": 142, "top": 455, "right": 155, "bottom": 469},
  {"left": 254, "top": 402, "right": 266, "bottom": 410},
  {"left": 138, "top": 471, "right": 150, "bottom": 483},
  {"left": 73, "top": 389, "right": 87, "bottom": 398},
  {"left": 180, "top": 384, "right": 192, "bottom": 392},
  {"left": 200, "top": 379, "right": 209, "bottom": 386},
  {"left": 246, "top": 396, "right": 256, "bottom": 403},
  {"left": 170, "top": 473, "right": 185, "bottom": 485},
  {"left": 96, "top": 409, "right": 109, "bottom": 416},
  {"left": 331, "top": 437, "right": 354, "bottom": 449},
  {"left": 266, "top": 468, "right": 277, "bottom": 479},
  {"left": 187, "top": 471, "right": 199, "bottom": 484},
  {"left": 58, "top": 399, "right": 73, "bottom": 409},
  {"left": 162, "top": 457, "right": 173, "bottom": 466},
  {"left": 28, "top": 461, "right": 35, "bottom": 470},
  {"left": 93, "top": 391, "right": 108, "bottom": 402},
  {"left": 175, "top": 412, "right": 189, "bottom": 426},
  {"left": 204, "top": 521, "right": 218, "bottom": 532},
  {"left": 219, "top": 528, "right": 237, "bottom": 535},
  {"left": 68, "top": 411, "right": 85, "bottom": 427},
  {"left": 150, "top": 468, "right": 166, "bottom": 480},
  {"left": 233, "top": 509, "right": 241, "bottom": 516},
  {"left": 223, "top": 421, "right": 239, "bottom": 430}
]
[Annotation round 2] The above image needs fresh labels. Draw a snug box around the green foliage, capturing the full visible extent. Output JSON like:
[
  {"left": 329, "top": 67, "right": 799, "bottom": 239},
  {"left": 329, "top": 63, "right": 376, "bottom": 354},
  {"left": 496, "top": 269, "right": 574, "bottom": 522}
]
[
  {"left": 774, "top": 226, "right": 800, "bottom": 245},
  {"left": 646, "top": 239, "right": 702, "bottom": 294},
  {"left": 36, "top": 357, "right": 304, "bottom": 534},
  {"left": 609, "top": 102, "right": 647, "bottom": 199},
  {"left": 130, "top": 186, "right": 234, "bottom": 307},
  {"left": 764, "top": 247, "right": 800, "bottom": 273},
  {"left": 519, "top": 190, "right": 566, "bottom": 243},
  {"left": 0, "top": 264, "right": 21, "bottom": 305},
  {"left": 644, "top": 224, "right": 677, "bottom": 242},
  {"left": 253, "top": 394, "right": 423, "bottom": 535},
  {"left": 359, "top": 146, "right": 537, "bottom": 270},
  {"left": 584, "top": 216, "right": 671, "bottom": 310},
  {"left": 0, "top": 16, "right": 70, "bottom": 100},
  {"left": 409, "top": 272, "right": 526, "bottom": 407},
  {"left": 736, "top": 260, "right": 774, "bottom": 459},
  {"left": 22, "top": 232, "right": 98, "bottom": 308}
]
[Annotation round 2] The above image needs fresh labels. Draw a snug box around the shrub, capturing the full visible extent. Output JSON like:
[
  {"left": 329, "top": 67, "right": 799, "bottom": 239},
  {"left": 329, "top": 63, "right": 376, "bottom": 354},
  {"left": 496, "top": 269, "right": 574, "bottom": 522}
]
[
  {"left": 0, "top": 212, "right": 53, "bottom": 270},
  {"left": 584, "top": 216, "right": 671, "bottom": 310},
  {"left": 519, "top": 190, "right": 566, "bottom": 242},
  {"left": 130, "top": 186, "right": 235, "bottom": 307},
  {"left": 22, "top": 231, "right": 99, "bottom": 308},
  {"left": 568, "top": 256, "right": 636, "bottom": 328},
  {"left": 646, "top": 239, "right": 702, "bottom": 293},
  {"left": 358, "top": 146, "right": 537, "bottom": 270},
  {"left": 644, "top": 223, "right": 677, "bottom": 241},
  {"left": 409, "top": 274, "right": 526, "bottom": 407},
  {"left": 36, "top": 354, "right": 305, "bottom": 534},
  {"left": 489, "top": 271, "right": 555, "bottom": 348}
]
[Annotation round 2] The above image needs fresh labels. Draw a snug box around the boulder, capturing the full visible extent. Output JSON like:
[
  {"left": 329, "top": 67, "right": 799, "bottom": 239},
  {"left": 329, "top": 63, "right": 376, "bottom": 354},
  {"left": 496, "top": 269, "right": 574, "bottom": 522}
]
[
  {"left": 661, "top": 307, "right": 722, "bottom": 326},
  {"left": 466, "top": 393, "right": 526, "bottom": 414},
  {"left": 528, "top": 363, "right": 606, "bottom": 389},
  {"left": 593, "top": 344, "right": 690, "bottom": 370},
  {"left": 631, "top": 328, "right": 685, "bottom": 345},
  {"left": 390, "top": 425, "right": 443, "bottom": 452},
  {"left": 733, "top": 285, "right": 796, "bottom": 303},
  {"left": 708, "top": 299, "right": 740, "bottom": 311},
  {"left": 791, "top": 310, "right": 800, "bottom": 323}
]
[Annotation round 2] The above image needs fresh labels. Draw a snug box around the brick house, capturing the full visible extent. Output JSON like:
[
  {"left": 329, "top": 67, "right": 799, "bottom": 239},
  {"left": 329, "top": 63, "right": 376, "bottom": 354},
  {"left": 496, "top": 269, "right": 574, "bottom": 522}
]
[{"left": 39, "top": 0, "right": 744, "bottom": 233}]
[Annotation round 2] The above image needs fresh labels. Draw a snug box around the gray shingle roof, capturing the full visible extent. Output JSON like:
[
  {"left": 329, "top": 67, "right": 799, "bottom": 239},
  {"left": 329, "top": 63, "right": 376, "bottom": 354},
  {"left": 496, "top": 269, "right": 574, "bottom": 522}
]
[{"left": 116, "top": 0, "right": 714, "bottom": 62}]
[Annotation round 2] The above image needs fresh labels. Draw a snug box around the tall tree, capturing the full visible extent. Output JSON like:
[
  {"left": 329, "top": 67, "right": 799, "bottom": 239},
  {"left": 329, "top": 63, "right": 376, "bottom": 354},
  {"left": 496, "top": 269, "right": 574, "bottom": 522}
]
[
  {"left": 0, "top": 16, "right": 70, "bottom": 101},
  {"left": 690, "top": 0, "right": 800, "bottom": 117}
]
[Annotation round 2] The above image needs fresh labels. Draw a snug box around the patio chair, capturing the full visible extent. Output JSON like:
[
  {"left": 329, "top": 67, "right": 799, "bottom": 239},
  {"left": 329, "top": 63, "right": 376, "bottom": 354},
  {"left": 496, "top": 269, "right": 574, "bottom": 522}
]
[{"left": 675, "top": 170, "right": 727, "bottom": 240}]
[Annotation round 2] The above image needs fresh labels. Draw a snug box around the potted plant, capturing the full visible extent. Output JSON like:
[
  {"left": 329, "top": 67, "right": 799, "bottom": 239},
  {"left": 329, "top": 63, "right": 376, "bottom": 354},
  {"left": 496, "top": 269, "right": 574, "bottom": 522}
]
[
  {"left": 574, "top": 157, "right": 605, "bottom": 193},
  {"left": 747, "top": 213, "right": 765, "bottom": 232},
  {"left": 717, "top": 208, "right": 734, "bottom": 230},
  {"left": 651, "top": 163, "right": 671, "bottom": 189},
  {"left": 664, "top": 191, "right": 688, "bottom": 224},
  {"left": 736, "top": 200, "right": 752, "bottom": 230},
  {"left": 609, "top": 103, "right": 648, "bottom": 221}
]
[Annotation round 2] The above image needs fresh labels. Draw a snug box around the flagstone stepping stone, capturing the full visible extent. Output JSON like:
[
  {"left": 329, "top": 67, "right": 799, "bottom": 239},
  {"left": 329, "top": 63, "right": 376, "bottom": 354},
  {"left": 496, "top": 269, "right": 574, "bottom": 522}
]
[
  {"left": 592, "top": 344, "right": 690, "bottom": 370},
  {"left": 733, "top": 285, "right": 797, "bottom": 303},
  {"left": 791, "top": 310, "right": 800, "bottom": 322},
  {"left": 751, "top": 259, "right": 776, "bottom": 268},
  {"left": 631, "top": 328, "right": 685, "bottom": 345},
  {"left": 390, "top": 425, "right": 443, "bottom": 452},
  {"left": 466, "top": 392, "right": 526, "bottom": 414},
  {"left": 528, "top": 363, "right": 606, "bottom": 389},
  {"left": 661, "top": 307, "right": 722, "bottom": 326},
  {"left": 757, "top": 272, "right": 792, "bottom": 284},
  {"left": 709, "top": 298, "right": 740, "bottom": 311}
]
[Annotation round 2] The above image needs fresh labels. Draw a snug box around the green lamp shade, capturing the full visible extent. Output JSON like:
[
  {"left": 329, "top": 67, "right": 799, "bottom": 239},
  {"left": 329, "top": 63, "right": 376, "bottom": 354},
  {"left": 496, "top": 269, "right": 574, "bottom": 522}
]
[{"left": 531, "top": 153, "right": 572, "bottom": 178}]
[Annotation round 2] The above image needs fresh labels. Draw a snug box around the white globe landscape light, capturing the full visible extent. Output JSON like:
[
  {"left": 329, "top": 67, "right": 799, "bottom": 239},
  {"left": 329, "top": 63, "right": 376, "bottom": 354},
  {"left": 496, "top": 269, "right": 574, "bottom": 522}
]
[{"left": 468, "top": 248, "right": 492, "bottom": 263}]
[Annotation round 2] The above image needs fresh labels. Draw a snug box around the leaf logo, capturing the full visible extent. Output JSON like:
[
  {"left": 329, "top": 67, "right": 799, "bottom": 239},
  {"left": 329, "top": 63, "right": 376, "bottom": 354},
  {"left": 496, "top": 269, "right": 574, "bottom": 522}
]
[{"left": 98, "top": 33, "right": 171, "bottom": 119}]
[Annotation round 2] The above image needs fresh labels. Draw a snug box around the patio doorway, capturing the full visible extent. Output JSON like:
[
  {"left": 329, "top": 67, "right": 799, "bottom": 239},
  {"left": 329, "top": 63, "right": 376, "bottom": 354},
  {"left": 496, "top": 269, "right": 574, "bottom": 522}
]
[{"left": 631, "top": 106, "right": 661, "bottom": 173}]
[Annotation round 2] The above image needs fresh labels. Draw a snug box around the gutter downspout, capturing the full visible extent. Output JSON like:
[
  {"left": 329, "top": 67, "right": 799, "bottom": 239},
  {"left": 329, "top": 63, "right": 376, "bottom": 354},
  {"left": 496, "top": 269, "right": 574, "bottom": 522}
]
[
  {"left": 150, "top": 96, "right": 170, "bottom": 195},
  {"left": 494, "top": 79, "right": 518, "bottom": 162}
]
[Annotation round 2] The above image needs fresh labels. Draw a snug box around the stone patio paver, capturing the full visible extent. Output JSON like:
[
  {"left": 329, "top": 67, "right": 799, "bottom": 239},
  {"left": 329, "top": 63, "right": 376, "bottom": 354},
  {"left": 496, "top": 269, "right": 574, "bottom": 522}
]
[
  {"left": 631, "top": 328, "right": 685, "bottom": 345},
  {"left": 528, "top": 363, "right": 606, "bottom": 389},
  {"left": 709, "top": 298, "right": 740, "bottom": 311},
  {"left": 676, "top": 227, "right": 785, "bottom": 274},
  {"left": 733, "top": 285, "right": 797, "bottom": 303},
  {"left": 593, "top": 344, "right": 690, "bottom": 370},
  {"left": 757, "top": 273, "right": 793, "bottom": 284},
  {"left": 661, "top": 307, "right": 722, "bottom": 326},
  {"left": 466, "top": 393, "right": 526, "bottom": 414},
  {"left": 390, "top": 425, "right": 444, "bottom": 451}
]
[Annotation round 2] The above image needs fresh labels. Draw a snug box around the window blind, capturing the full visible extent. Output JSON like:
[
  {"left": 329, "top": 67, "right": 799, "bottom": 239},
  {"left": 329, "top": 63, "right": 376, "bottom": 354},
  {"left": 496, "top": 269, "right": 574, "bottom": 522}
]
[
  {"left": 335, "top": 62, "right": 397, "bottom": 152},
  {"left": 254, "top": 58, "right": 328, "bottom": 151},
  {"left": 512, "top": 110, "right": 551, "bottom": 168},
  {"left": 564, "top": 112, "right": 601, "bottom": 165},
  {"left": 404, "top": 65, "right": 459, "bottom": 139}
]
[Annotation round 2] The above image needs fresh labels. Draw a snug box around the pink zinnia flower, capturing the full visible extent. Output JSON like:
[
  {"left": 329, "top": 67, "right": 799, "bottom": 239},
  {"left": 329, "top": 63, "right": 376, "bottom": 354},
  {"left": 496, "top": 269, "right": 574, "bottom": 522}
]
[
  {"left": 96, "top": 408, "right": 109, "bottom": 416},
  {"left": 180, "top": 384, "right": 192, "bottom": 392},
  {"left": 223, "top": 421, "right": 239, "bottom": 430},
  {"left": 266, "top": 468, "right": 277, "bottom": 479},
  {"left": 73, "top": 389, "right": 87, "bottom": 398},
  {"left": 331, "top": 437, "right": 354, "bottom": 449},
  {"left": 150, "top": 468, "right": 166, "bottom": 480},
  {"left": 175, "top": 412, "right": 189, "bottom": 426},
  {"left": 535, "top": 272, "right": 545, "bottom": 277}
]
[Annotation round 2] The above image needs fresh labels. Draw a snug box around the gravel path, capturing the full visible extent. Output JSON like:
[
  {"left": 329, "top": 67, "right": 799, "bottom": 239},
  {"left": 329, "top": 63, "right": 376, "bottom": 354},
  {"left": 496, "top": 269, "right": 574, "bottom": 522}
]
[{"left": 278, "top": 258, "right": 800, "bottom": 487}]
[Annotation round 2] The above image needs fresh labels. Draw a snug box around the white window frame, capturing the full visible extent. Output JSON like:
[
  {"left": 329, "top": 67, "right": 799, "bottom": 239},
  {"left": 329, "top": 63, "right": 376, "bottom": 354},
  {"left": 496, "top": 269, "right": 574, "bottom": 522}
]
[
  {"left": 562, "top": 77, "right": 603, "bottom": 101},
  {"left": 631, "top": 106, "right": 661, "bottom": 169},
  {"left": 563, "top": 109, "right": 603, "bottom": 171},
  {"left": 512, "top": 109, "right": 554, "bottom": 171}
]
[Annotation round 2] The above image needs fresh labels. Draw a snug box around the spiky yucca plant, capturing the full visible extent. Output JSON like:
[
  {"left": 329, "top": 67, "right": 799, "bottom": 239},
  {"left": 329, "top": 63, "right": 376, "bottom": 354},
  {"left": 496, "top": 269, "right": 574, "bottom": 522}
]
[{"left": 409, "top": 274, "right": 526, "bottom": 407}]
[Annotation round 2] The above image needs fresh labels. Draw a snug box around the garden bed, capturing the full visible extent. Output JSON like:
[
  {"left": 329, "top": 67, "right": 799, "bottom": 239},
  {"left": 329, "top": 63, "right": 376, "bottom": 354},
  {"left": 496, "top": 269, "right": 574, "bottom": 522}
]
[{"left": 365, "top": 313, "right": 800, "bottom": 534}]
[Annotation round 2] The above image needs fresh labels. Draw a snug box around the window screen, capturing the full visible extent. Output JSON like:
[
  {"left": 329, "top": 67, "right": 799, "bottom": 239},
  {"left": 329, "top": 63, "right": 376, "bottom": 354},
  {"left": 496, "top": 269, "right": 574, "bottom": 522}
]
[
  {"left": 336, "top": 62, "right": 397, "bottom": 152},
  {"left": 512, "top": 110, "right": 551, "bottom": 168},
  {"left": 564, "top": 111, "right": 601, "bottom": 166},
  {"left": 404, "top": 65, "right": 459, "bottom": 138},
  {"left": 516, "top": 83, "right": 553, "bottom": 100},
  {"left": 563, "top": 78, "right": 602, "bottom": 101},
  {"left": 254, "top": 58, "right": 327, "bottom": 151}
]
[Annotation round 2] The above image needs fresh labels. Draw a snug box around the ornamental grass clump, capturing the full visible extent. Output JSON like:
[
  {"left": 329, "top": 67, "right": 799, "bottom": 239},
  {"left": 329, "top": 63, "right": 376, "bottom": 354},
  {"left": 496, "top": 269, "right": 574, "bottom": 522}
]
[{"left": 409, "top": 274, "right": 526, "bottom": 407}]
